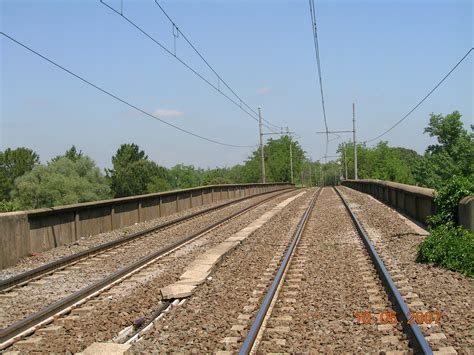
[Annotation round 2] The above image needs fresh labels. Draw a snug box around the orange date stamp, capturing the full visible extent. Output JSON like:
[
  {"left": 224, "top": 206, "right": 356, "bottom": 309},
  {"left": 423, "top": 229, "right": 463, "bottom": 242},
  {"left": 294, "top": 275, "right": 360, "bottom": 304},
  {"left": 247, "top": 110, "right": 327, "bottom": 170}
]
[{"left": 356, "top": 311, "right": 442, "bottom": 325}]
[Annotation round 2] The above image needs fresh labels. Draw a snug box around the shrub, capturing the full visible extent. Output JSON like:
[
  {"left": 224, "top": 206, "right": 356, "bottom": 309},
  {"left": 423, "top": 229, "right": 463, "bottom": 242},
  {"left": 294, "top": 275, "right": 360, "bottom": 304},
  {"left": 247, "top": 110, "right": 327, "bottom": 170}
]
[
  {"left": 417, "top": 176, "right": 474, "bottom": 277},
  {"left": 417, "top": 223, "right": 473, "bottom": 277},
  {"left": 427, "top": 176, "right": 474, "bottom": 227},
  {"left": 0, "top": 200, "right": 23, "bottom": 212}
]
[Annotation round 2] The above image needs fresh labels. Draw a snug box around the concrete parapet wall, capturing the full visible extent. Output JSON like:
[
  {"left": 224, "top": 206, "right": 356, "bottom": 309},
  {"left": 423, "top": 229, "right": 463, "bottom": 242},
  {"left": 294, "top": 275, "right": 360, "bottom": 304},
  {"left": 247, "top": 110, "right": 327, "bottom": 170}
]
[
  {"left": 458, "top": 196, "right": 474, "bottom": 232},
  {"left": 341, "top": 179, "right": 436, "bottom": 225},
  {"left": 0, "top": 183, "right": 292, "bottom": 269},
  {"left": 342, "top": 179, "right": 474, "bottom": 233}
]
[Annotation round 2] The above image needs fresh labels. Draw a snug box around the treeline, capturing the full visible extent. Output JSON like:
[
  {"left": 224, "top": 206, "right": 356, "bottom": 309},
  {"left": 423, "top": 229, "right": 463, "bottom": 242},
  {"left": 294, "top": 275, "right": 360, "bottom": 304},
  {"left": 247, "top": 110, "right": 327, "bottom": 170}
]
[
  {"left": 1, "top": 111, "right": 471, "bottom": 212},
  {"left": 0, "top": 136, "right": 307, "bottom": 211},
  {"left": 335, "top": 111, "right": 473, "bottom": 189}
]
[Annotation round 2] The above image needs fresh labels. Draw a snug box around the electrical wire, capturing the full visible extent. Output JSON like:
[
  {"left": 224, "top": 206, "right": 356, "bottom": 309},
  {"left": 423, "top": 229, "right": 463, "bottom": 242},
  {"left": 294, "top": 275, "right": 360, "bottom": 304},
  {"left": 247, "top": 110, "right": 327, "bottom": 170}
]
[
  {"left": 365, "top": 47, "right": 473, "bottom": 143},
  {"left": 100, "top": 0, "right": 283, "bottom": 133},
  {"left": 309, "top": 0, "right": 329, "bottom": 162},
  {"left": 0, "top": 32, "right": 254, "bottom": 148}
]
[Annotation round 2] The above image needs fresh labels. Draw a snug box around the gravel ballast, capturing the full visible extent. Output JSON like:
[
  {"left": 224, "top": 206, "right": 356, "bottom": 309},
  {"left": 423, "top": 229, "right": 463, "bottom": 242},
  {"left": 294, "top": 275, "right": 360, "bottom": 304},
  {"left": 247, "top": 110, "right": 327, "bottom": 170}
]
[
  {"left": 339, "top": 186, "right": 473, "bottom": 353},
  {"left": 0, "top": 190, "right": 293, "bottom": 329},
  {"left": 256, "top": 187, "right": 408, "bottom": 353},
  {"left": 8, "top": 189, "right": 308, "bottom": 353}
]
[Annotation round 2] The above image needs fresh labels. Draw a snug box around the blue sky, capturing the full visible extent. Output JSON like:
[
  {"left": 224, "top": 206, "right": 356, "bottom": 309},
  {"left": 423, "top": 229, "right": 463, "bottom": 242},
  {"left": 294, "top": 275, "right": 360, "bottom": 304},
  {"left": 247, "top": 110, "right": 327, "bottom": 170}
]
[{"left": 1, "top": 0, "right": 472, "bottom": 169}]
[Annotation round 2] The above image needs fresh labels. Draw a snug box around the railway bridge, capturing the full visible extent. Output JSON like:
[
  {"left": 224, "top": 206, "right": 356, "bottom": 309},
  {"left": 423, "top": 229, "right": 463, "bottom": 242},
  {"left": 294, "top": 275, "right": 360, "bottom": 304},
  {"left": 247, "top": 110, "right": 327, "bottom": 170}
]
[{"left": 0, "top": 183, "right": 472, "bottom": 354}]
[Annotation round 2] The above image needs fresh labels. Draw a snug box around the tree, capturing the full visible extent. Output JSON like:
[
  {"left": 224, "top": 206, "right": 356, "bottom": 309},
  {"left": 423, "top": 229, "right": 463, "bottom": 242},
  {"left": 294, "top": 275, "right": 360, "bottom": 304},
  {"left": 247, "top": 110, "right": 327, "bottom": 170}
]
[
  {"left": 240, "top": 136, "right": 306, "bottom": 184},
  {"left": 107, "top": 144, "right": 169, "bottom": 197},
  {"left": 167, "top": 164, "right": 202, "bottom": 189},
  {"left": 0, "top": 147, "right": 40, "bottom": 201},
  {"left": 337, "top": 141, "right": 420, "bottom": 184},
  {"left": 51, "top": 145, "right": 84, "bottom": 163},
  {"left": 414, "top": 111, "right": 473, "bottom": 188},
  {"left": 13, "top": 156, "right": 111, "bottom": 209}
]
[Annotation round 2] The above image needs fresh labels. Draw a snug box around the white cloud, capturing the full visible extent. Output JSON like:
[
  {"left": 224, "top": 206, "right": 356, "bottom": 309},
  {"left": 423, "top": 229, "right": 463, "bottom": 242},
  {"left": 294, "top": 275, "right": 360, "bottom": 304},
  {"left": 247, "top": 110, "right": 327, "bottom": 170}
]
[
  {"left": 153, "top": 109, "right": 184, "bottom": 117},
  {"left": 256, "top": 86, "right": 271, "bottom": 95}
]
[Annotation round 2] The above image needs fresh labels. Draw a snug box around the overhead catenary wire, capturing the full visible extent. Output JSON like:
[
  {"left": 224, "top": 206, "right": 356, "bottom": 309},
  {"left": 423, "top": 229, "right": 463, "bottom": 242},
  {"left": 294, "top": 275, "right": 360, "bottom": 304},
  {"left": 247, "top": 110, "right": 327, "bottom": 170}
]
[
  {"left": 365, "top": 47, "right": 473, "bottom": 143},
  {"left": 309, "top": 0, "right": 330, "bottom": 162},
  {"left": 0, "top": 32, "right": 253, "bottom": 148},
  {"left": 100, "top": 0, "right": 283, "bottom": 133},
  {"left": 153, "top": 0, "right": 282, "bottom": 132}
]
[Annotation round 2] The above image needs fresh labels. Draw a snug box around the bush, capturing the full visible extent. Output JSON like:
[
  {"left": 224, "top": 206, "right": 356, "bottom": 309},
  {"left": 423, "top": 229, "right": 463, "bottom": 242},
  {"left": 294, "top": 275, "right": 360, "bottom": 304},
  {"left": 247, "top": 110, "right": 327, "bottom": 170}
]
[
  {"left": 427, "top": 176, "right": 474, "bottom": 227},
  {"left": 417, "top": 176, "right": 474, "bottom": 277},
  {"left": 13, "top": 156, "right": 111, "bottom": 209},
  {"left": 0, "top": 200, "right": 23, "bottom": 212},
  {"left": 417, "top": 223, "right": 473, "bottom": 277}
]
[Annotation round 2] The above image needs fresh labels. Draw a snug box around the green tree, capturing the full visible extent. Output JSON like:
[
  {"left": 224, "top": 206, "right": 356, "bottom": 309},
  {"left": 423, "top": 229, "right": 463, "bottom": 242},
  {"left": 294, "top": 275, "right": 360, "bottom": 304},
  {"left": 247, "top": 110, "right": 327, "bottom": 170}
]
[
  {"left": 240, "top": 136, "right": 306, "bottom": 184},
  {"left": 202, "top": 167, "right": 233, "bottom": 185},
  {"left": 338, "top": 141, "right": 420, "bottom": 184},
  {"left": 0, "top": 147, "right": 40, "bottom": 201},
  {"left": 167, "top": 164, "right": 202, "bottom": 189},
  {"left": 13, "top": 156, "right": 111, "bottom": 209},
  {"left": 51, "top": 145, "right": 84, "bottom": 163},
  {"left": 414, "top": 111, "right": 473, "bottom": 188},
  {"left": 107, "top": 144, "right": 169, "bottom": 197}
]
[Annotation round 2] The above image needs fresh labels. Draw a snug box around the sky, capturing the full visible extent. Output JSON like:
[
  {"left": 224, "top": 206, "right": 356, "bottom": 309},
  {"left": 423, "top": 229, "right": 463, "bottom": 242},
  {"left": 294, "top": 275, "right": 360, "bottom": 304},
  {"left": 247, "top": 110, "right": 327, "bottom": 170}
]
[{"left": 1, "top": 0, "right": 472, "bottom": 169}]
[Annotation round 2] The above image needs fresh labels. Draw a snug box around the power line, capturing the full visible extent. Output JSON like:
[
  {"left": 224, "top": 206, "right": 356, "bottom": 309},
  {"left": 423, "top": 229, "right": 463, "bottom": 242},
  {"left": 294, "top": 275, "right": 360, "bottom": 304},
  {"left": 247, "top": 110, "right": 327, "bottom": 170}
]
[
  {"left": 100, "top": 0, "right": 283, "bottom": 133},
  {"left": 309, "top": 0, "right": 329, "bottom": 161},
  {"left": 309, "top": 0, "right": 329, "bottom": 134},
  {"left": 0, "top": 32, "right": 253, "bottom": 148},
  {"left": 154, "top": 0, "right": 284, "bottom": 132},
  {"left": 365, "top": 47, "right": 473, "bottom": 143}
]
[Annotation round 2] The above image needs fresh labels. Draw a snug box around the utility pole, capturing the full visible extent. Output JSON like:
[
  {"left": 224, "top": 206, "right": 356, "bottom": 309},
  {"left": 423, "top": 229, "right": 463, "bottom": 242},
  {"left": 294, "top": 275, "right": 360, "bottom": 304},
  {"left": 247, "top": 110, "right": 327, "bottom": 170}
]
[
  {"left": 258, "top": 107, "right": 266, "bottom": 183},
  {"left": 308, "top": 164, "right": 312, "bottom": 186},
  {"left": 344, "top": 143, "right": 348, "bottom": 180},
  {"left": 353, "top": 103, "right": 358, "bottom": 180},
  {"left": 287, "top": 127, "right": 294, "bottom": 184}
]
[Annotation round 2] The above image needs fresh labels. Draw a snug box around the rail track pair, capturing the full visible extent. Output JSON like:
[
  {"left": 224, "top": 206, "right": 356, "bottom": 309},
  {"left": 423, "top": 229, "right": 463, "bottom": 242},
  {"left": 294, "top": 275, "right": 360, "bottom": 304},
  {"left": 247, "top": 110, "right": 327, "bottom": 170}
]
[
  {"left": 0, "top": 188, "right": 295, "bottom": 350},
  {"left": 239, "top": 187, "right": 432, "bottom": 354}
]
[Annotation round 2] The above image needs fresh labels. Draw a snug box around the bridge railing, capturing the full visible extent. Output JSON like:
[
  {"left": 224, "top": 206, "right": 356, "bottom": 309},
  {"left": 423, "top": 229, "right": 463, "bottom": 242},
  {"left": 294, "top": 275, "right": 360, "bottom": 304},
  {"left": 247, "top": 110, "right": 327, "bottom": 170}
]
[
  {"left": 0, "top": 183, "right": 293, "bottom": 269},
  {"left": 341, "top": 179, "right": 473, "bottom": 232}
]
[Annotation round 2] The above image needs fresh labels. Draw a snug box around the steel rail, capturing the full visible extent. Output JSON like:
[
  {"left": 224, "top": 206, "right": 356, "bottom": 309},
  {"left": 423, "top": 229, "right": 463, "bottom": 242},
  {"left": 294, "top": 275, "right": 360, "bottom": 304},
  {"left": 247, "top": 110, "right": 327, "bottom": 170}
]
[
  {"left": 239, "top": 188, "right": 321, "bottom": 354},
  {"left": 0, "top": 188, "right": 294, "bottom": 292},
  {"left": 0, "top": 188, "right": 299, "bottom": 348},
  {"left": 334, "top": 187, "right": 432, "bottom": 355}
]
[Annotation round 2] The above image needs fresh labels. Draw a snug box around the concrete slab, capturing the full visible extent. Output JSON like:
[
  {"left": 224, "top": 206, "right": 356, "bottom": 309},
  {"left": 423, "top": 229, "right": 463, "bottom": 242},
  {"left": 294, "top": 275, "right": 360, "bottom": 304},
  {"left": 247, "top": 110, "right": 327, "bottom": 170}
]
[
  {"left": 161, "top": 283, "right": 196, "bottom": 300},
  {"left": 183, "top": 263, "right": 215, "bottom": 274},
  {"left": 179, "top": 269, "right": 211, "bottom": 285},
  {"left": 192, "top": 253, "right": 222, "bottom": 265},
  {"left": 36, "top": 325, "right": 64, "bottom": 335},
  {"left": 226, "top": 235, "right": 246, "bottom": 242},
  {"left": 15, "top": 337, "right": 43, "bottom": 350},
  {"left": 82, "top": 342, "right": 131, "bottom": 355}
]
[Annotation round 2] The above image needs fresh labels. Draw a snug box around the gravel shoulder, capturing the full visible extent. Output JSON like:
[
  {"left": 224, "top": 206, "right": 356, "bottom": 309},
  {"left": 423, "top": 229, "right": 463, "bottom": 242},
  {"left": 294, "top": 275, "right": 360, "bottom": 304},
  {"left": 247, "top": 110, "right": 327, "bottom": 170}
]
[{"left": 339, "top": 186, "right": 473, "bottom": 353}]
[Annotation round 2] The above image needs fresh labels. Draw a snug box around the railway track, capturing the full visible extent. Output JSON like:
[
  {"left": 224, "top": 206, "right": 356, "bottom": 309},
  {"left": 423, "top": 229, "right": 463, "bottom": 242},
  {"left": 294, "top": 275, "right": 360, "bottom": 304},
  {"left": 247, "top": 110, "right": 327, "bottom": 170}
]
[
  {"left": 238, "top": 187, "right": 433, "bottom": 354},
  {"left": 0, "top": 188, "right": 293, "bottom": 293},
  {"left": 0, "top": 188, "right": 298, "bottom": 350}
]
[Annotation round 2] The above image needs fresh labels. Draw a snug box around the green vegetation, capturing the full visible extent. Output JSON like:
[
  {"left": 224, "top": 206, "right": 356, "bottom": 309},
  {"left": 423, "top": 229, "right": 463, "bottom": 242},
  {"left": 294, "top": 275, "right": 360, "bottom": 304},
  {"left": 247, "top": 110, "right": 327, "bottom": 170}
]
[
  {"left": 13, "top": 155, "right": 111, "bottom": 209},
  {"left": 0, "top": 147, "right": 40, "bottom": 201},
  {"left": 0, "top": 110, "right": 471, "bottom": 216},
  {"left": 338, "top": 141, "right": 421, "bottom": 184},
  {"left": 0, "top": 136, "right": 308, "bottom": 211},
  {"left": 417, "top": 176, "right": 474, "bottom": 277},
  {"left": 336, "top": 111, "right": 472, "bottom": 189},
  {"left": 414, "top": 111, "right": 473, "bottom": 189},
  {"left": 107, "top": 144, "right": 170, "bottom": 197}
]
